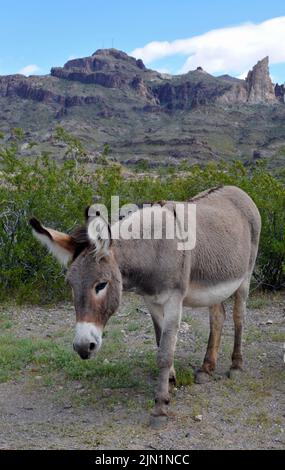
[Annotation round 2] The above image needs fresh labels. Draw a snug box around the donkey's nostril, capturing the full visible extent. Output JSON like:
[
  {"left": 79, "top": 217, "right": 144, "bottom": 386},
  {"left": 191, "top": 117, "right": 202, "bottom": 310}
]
[{"left": 89, "top": 342, "right": 96, "bottom": 351}]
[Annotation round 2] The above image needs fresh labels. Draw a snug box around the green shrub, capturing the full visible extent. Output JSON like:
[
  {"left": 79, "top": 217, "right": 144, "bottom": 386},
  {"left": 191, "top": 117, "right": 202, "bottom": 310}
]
[
  {"left": 0, "top": 140, "right": 93, "bottom": 303},
  {"left": 0, "top": 132, "right": 284, "bottom": 304}
]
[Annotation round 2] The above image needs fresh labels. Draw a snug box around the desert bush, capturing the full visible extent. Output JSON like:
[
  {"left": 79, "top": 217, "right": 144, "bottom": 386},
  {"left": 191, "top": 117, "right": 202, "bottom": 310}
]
[
  {"left": 0, "top": 133, "right": 284, "bottom": 304},
  {"left": 0, "top": 141, "right": 93, "bottom": 303}
]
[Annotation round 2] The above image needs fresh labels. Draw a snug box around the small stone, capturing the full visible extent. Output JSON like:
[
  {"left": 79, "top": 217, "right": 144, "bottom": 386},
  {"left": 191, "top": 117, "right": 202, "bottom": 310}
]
[
  {"left": 194, "top": 414, "right": 203, "bottom": 422},
  {"left": 136, "top": 307, "right": 149, "bottom": 315},
  {"left": 74, "top": 383, "right": 84, "bottom": 390},
  {"left": 35, "top": 375, "right": 42, "bottom": 381},
  {"left": 180, "top": 322, "right": 190, "bottom": 333},
  {"left": 266, "top": 320, "right": 273, "bottom": 325}
]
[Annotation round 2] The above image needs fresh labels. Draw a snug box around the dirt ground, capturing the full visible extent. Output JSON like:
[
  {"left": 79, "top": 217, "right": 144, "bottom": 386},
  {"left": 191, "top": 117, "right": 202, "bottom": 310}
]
[{"left": 0, "top": 293, "right": 284, "bottom": 450}]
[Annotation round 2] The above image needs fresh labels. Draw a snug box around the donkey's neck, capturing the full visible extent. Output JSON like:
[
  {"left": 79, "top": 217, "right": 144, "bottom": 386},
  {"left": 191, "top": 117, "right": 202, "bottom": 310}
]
[
  {"left": 111, "top": 238, "right": 157, "bottom": 295},
  {"left": 111, "top": 235, "right": 189, "bottom": 297},
  {"left": 109, "top": 204, "right": 189, "bottom": 296}
]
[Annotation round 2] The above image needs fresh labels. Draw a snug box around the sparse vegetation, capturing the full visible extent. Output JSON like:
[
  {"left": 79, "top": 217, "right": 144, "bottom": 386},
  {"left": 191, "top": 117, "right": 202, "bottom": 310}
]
[
  {"left": 0, "top": 129, "right": 284, "bottom": 303},
  {"left": 0, "top": 287, "right": 284, "bottom": 449},
  {"left": 175, "top": 364, "right": 195, "bottom": 387},
  {"left": 0, "top": 329, "right": 144, "bottom": 390}
]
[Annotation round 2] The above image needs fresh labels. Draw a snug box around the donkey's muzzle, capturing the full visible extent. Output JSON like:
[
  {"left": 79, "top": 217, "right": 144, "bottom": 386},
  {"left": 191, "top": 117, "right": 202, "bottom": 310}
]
[
  {"left": 73, "top": 321, "right": 103, "bottom": 360},
  {"left": 73, "top": 342, "right": 92, "bottom": 360}
]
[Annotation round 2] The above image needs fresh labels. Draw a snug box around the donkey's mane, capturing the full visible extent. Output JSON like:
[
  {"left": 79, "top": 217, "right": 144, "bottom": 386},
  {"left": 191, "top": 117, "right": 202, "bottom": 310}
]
[{"left": 189, "top": 185, "right": 224, "bottom": 203}]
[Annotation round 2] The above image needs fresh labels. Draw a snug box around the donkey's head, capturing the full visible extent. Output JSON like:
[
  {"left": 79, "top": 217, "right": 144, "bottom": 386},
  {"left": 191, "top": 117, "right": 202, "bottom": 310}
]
[{"left": 30, "top": 213, "right": 122, "bottom": 360}]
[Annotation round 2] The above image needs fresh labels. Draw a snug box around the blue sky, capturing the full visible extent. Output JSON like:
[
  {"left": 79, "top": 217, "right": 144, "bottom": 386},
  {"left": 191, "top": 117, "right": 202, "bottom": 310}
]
[{"left": 0, "top": 0, "right": 285, "bottom": 82}]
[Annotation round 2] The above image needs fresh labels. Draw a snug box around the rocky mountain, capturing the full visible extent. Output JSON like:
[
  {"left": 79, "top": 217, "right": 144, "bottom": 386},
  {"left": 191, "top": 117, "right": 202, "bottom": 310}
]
[
  {"left": 246, "top": 57, "right": 277, "bottom": 104},
  {"left": 0, "top": 49, "right": 285, "bottom": 168}
]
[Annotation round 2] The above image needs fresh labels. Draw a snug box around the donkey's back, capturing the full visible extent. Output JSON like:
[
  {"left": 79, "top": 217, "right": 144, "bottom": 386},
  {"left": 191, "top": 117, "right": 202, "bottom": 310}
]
[{"left": 188, "top": 185, "right": 261, "bottom": 294}]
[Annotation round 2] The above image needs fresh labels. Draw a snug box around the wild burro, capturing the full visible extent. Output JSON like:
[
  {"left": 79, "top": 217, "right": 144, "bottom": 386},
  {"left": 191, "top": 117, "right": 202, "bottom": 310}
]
[{"left": 30, "top": 185, "right": 261, "bottom": 420}]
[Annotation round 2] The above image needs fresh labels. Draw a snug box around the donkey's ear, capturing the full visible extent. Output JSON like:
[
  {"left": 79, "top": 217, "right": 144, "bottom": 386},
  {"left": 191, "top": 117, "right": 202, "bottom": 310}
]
[
  {"left": 29, "top": 218, "right": 74, "bottom": 267},
  {"left": 87, "top": 215, "right": 112, "bottom": 260}
]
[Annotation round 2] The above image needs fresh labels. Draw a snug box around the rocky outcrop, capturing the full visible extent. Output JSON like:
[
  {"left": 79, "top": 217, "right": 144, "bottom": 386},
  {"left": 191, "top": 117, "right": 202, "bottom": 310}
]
[
  {"left": 51, "top": 48, "right": 153, "bottom": 90},
  {"left": 54, "top": 49, "right": 147, "bottom": 75},
  {"left": 218, "top": 58, "right": 282, "bottom": 105},
  {"left": 0, "top": 50, "right": 284, "bottom": 124},
  {"left": 246, "top": 57, "right": 277, "bottom": 104},
  {"left": 216, "top": 82, "right": 248, "bottom": 104},
  {"left": 130, "top": 76, "right": 158, "bottom": 104},
  {"left": 51, "top": 68, "right": 126, "bottom": 88},
  {"left": 0, "top": 75, "right": 109, "bottom": 109},
  {"left": 151, "top": 57, "right": 281, "bottom": 109},
  {"left": 153, "top": 77, "right": 232, "bottom": 110},
  {"left": 49, "top": 49, "right": 159, "bottom": 104},
  {"left": 1, "top": 49, "right": 285, "bottom": 169},
  {"left": 275, "top": 83, "right": 285, "bottom": 103}
]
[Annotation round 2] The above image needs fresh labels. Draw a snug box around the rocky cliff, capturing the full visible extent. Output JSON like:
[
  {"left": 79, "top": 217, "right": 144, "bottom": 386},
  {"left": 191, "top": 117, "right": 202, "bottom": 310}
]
[
  {"left": 275, "top": 83, "right": 285, "bottom": 103},
  {"left": 49, "top": 51, "right": 282, "bottom": 108},
  {"left": 246, "top": 57, "right": 277, "bottom": 104},
  {"left": 0, "top": 50, "right": 283, "bottom": 111},
  {"left": 0, "top": 49, "right": 284, "bottom": 168}
]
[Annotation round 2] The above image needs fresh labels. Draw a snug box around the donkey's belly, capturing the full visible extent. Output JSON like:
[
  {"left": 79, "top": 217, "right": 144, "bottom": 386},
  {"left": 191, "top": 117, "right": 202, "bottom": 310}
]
[{"left": 183, "top": 278, "right": 244, "bottom": 307}]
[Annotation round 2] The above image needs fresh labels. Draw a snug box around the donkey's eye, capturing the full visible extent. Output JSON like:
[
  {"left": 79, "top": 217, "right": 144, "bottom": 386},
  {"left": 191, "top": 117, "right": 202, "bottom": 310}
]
[{"left": 95, "top": 282, "right": 108, "bottom": 294}]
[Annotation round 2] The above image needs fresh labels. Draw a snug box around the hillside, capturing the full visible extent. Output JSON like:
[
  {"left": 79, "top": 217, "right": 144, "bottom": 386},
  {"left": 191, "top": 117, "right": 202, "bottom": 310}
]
[{"left": 0, "top": 49, "right": 285, "bottom": 168}]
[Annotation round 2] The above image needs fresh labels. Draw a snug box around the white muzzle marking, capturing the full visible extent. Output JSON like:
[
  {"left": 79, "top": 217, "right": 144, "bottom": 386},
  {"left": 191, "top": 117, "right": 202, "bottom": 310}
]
[{"left": 73, "top": 322, "right": 103, "bottom": 356}]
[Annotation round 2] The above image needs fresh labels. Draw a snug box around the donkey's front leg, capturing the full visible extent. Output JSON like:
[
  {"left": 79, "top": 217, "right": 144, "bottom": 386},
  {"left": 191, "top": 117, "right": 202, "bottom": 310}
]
[
  {"left": 144, "top": 297, "right": 176, "bottom": 384},
  {"left": 152, "top": 294, "right": 182, "bottom": 417}
]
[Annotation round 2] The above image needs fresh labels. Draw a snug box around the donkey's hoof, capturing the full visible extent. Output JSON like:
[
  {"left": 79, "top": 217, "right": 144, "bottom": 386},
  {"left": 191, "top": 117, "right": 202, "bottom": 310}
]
[
  {"left": 149, "top": 415, "right": 169, "bottom": 430},
  {"left": 228, "top": 368, "right": 243, "bottom": 381},
  {"left": 195, "top": 370, "right": 213, "bottom": 384}
]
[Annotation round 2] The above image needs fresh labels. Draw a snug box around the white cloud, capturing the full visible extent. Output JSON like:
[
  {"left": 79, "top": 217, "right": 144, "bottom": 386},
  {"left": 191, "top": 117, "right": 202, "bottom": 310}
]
[
  {"left": 130, "top": 17, "right": 285, "bottom": 76},
  {"left": 237, "top": 71, "right": 248, "bottom": 80},
  {"left": 19, "top": 64, "right": 40, "bottom": 76}
]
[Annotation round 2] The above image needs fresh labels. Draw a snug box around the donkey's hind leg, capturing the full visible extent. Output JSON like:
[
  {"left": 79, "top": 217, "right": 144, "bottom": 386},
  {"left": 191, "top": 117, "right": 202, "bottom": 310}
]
[
  {"left": 195, "top": 303, "right": 226, "bottom": 384},
  {"left": 229, "top": 279, "right": 249, "bottom": 379}
]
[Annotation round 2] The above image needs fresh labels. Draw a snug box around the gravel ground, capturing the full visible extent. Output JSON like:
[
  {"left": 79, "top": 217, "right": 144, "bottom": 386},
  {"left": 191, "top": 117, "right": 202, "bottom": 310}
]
[{"left": 0, "top": 293, "right": 284, "bottom": 450}]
